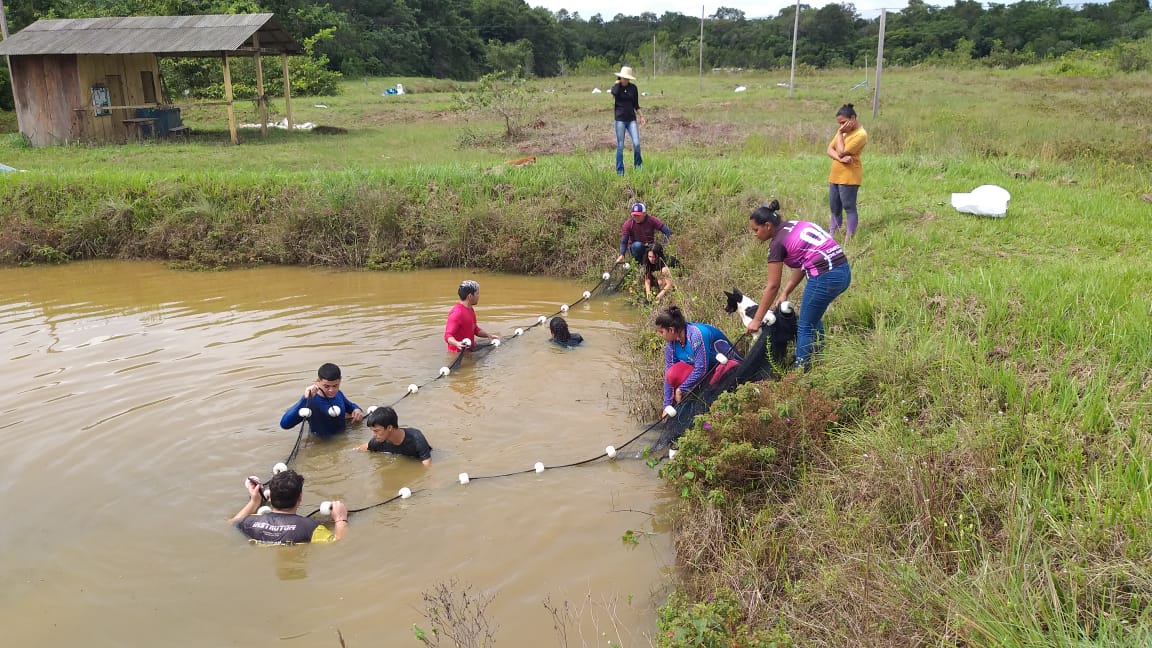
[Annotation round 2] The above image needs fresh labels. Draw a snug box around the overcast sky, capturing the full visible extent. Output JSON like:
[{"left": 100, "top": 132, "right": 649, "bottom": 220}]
[{"left": 529, "top": 0, "right": 934, "bottom": 21}]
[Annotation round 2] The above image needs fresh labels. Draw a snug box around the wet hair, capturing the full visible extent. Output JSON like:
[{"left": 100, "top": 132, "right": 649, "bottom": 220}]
[
  {"left": 365, "top": 406, "right": 399, "bottom": 429},
  {"left": 644, "top": 243, "right": 668, "bottom": 283},
  {"left": 836, "top": 103, "right": 857, "bottom": 119},
  {"left": 749, "top": 199, "right": 783, "bottom": 227},
  {"left": 458, "top": 280, "right": 480, "bottom": 301},
  {"left": 317, "top": 363, "right": 342, "bottom": 381},
  {"left": 654, "top": 305, "right": 687, "bottom": 332},
  {"left": 549, "top": 317, "right": 571, "bottom": 343},
  {"left": 267, "top": 469, "right": 304, "bottom": 509}
]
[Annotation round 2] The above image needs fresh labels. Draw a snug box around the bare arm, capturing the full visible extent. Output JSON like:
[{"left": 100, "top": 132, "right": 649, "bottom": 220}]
[
  {"left": 229, "top": 481, "right": 264, "bottom": 523},
  {"left": 776, "top": 268, "right": 807, "bottom": 308},
  {"left": 747, "top": 262, "right": 785, "bottom": 333}
]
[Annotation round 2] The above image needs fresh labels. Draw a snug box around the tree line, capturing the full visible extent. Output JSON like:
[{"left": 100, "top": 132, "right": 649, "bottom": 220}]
[{"left": 1, "top": 0, "right": 1150, "bottom": 97}]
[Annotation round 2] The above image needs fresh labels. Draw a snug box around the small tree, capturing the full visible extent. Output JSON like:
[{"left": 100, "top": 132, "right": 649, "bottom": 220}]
[{"left": 454, "top": 71, "right": 530, "bottom": 141}]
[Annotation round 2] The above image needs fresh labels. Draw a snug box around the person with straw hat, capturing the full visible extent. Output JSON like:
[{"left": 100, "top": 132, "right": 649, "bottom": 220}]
[{"left": 610, "top": 65, "right": 646, "bottom": 176}]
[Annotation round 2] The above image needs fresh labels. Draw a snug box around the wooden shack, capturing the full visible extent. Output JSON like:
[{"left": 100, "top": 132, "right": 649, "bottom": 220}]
[{"left": 0, "top": 14, "right": 304, "bottom": 146}]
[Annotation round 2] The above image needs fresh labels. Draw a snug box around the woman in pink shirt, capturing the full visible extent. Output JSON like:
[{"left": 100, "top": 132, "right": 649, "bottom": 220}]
[{"left": 444, "top": 280, "right": 500, "bottom": 352}]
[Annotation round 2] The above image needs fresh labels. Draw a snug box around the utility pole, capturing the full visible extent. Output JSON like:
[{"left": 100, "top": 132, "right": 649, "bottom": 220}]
[
  {"left": 698, "top": 6, "right": 704, "bottom": 92},
  {"left": 653, "top": 34, "right": 656, "bottom": 80},
  {"left": 872, "top": 9, "right": 886, "bottom": 118},
  {"left": 789, "top": 0, "right": 800, "bottom": 97}
]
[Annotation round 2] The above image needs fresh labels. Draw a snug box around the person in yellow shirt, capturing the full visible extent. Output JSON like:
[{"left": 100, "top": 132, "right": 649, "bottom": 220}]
[{"left": 826, "top": 103, "right": 867, "bottom": 239}]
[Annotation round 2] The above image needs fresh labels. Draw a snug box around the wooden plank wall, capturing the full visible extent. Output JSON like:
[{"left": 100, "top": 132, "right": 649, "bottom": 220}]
[
  {"left": 75, "top": 54, "right": 162, "bottom": 143},
  {"left": 10, "top": 55, "right": 81, "bottom": 147}
]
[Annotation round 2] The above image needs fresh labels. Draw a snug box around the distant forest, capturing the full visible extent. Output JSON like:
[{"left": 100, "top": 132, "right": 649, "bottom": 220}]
[{"left": 3, "top": 0, "right": 1151, "bottom": 83}]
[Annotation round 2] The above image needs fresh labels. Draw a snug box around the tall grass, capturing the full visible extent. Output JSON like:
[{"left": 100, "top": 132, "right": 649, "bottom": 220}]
[{"left": 2, "top": 65, "right": 1151, "bottom": 646}]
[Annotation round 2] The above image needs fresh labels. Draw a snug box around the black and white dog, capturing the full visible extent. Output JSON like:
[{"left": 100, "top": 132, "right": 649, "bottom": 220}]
[{"left": 723, "top": 288, "right": 798, "bottom": 366}]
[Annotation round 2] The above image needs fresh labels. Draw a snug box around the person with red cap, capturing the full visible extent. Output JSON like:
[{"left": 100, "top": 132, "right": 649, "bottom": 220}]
[{"left": 615, "top": 202, "right": 672, "bottom": 265}]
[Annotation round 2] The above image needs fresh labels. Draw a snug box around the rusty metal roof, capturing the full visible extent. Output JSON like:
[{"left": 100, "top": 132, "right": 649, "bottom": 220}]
[{"left": 0, "top": 14, "right": 304, "bottom": 57}]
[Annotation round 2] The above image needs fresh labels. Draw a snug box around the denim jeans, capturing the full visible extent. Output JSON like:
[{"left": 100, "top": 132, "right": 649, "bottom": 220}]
[
  {"left": 829, "top": 183, "right": 860, "bottom": 238},
  {"left": 796, "top": 262, "right": 851, "bottom": 369},
  {"left": 628, "top": 241, "right": 647, "bottom": 263},
  {"left": 614, "top": 120, "right": 642, "bottom": 174}
]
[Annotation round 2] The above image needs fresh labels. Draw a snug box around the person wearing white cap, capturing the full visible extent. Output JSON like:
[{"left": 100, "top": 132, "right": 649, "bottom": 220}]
[{"left": 610, "top": 65, "right": 646, "bottom": 176}]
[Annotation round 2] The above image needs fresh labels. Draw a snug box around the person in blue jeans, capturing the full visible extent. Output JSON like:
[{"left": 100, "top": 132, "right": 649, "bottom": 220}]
[
  {"left": 745, "top": 200, "right": 852, "bottom": 370},
  {"left": 610, "top": 66, "right": 645, "bottom": 176}
]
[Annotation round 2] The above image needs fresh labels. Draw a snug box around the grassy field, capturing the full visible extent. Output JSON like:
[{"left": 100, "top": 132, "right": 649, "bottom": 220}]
[{"left": 2, "top": 65, "right": 1152, "bottom": 646}]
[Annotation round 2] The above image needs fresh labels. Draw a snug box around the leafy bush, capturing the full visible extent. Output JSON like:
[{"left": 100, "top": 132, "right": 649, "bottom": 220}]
[{"left": 660, "top": 378, "right": 838, "bottom": 501}]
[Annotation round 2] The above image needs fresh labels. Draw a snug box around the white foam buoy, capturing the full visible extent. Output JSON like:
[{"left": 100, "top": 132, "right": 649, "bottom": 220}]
[
  {"left": 582, "top": 290, "right": 591, "bottom": 299},
  {"left": 319, "top": 501, "right": 333, "bottom": 516},
  {"left": 461, "top": 338, "right": 472, "bottom": 348},
  {"left": 534, "top": 462, "right": 545, "bottom": 473},
  {"left": 560, "top": 304, "right": 569, "bottom": 313},
  {"left": 407, "top": 384, "right": 419, "bottom": 394},
  {"left": 715, "top": 352, "right": 729, "bottom": 365},
  {"left": 458, "top": 472, "right": 470, "bottom": 485},
  {"left": 245, "top": 475, "right": 261, "bottom": 490},
  {"left": 664, "top": 405, "right": 677, "bottom": 418},
  {"left": 668, "top": 449, "right": 678, "bottom": 459},
  {"left": 398, "top": 487, "right": 412, "bottom": 499},
  {"left": 763, "top": 311, "right": 777, "bottom": 326},
  {"left": 779, "top": 301, "right": 794, "bottom": 314},
  {"left": 439, "top": 366, "right": 451, "bottom": 377},
  {"left": 514, "top": 328, "right": 524, "bottom": 337},
  {"left": 537, "top": 315, "right": 547, "bottom": 324},
  {"left": 262, "top": 487, "right": 271, "bottom": 500},
  {"left": 605, "top": 445, "right": 617, "bottom": 459},
  {"left": 298, "top": 407, "right": 312, "bottom": 418},
  {"left": 622, "top": 263, "right": 630, "bottom": 270},
  {"left": 602, "top": 272, "right": 611, "bottom": 280},
  {"left": 272, "top": 462, "right": 288, "bottom": 475},
  {"left": 491, "top": 338, "right": 501, "bottom": 347},
  {"left": 365, "top": 405, "right": 378, "bottom": 415},
  {"left": 327, "top": 405, "right": 341, "bottom": 418},
  {"left": 257, "top": 506, "right": 272, "bottom": 515}
]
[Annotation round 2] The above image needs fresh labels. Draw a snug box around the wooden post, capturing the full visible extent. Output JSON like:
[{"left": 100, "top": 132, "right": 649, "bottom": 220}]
[
  {"left": 698, "top": 5, "right": 704, "bottom": 92},
  {"left": 281, "top": 53, "right": 293, "bottom": 130},
  {"left": 221, "top": 52, "right": 238, "bottom": 144},
  {"left": 873, "top": 10, "right": 886, "bottom": 119},
  {"left": 253, "top": 34, "right": 267, "bottom": 136},
  {"left": 789, "top": 0, "right": 800, "bottom": 97}
]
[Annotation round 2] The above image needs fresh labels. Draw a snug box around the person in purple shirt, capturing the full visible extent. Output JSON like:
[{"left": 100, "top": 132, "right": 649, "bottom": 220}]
[
  {"left": 745, "top": 199, "right": 851, "bottom": 370},
  {"left": 279, "top": 363, "right": 365, "bottom": 437},
  {"left": 615, "top": 202, "right": 672, "bottom": 264}
]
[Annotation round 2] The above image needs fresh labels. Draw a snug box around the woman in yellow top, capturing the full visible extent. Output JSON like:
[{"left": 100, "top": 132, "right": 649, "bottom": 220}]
[{"left": 826, "top": 103, "right": 867, "bottom": 239}]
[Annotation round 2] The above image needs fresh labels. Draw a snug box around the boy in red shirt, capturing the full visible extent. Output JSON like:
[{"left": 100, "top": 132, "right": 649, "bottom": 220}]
[{"left": 444, "top": 280, "right": 500, "bottom": 352}]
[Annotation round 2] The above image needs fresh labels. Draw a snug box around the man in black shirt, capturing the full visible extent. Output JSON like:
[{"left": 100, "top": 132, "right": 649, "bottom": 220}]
[
  {"left": 357, "top": 406, "right": 433, "bottom": 466},
  {"left": 610, "top": 65, "right": 646, "bottom": 176}
]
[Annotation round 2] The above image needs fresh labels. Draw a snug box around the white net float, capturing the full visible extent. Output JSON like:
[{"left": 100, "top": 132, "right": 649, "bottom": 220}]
[
  {"left": 398, "top": 487, "right": 412, "bottom": 499},
  {"left": 319, "top": 501, "right": 333, "bottom": 516},
  {"left": 715, "top": 352, "right": 729, "bottom": 365},
  {"left": 560, "top": 304, "right": 569, "bottom": 313},
  {"left": 537, "top": 315, "right": 547, "bottom": 324},
  {"left": 622, "top": 262, "right": 630, "bottom": 270},
  {"left": 491, "top": 338, "right": 501, "bottom": 347},
  {"left": 664, "top": 405, "right": 677, "bottom": 418},
  {"left": 461, "top": 338, "right": 472, "bottom": 348},
  {"left": 365, "top": 405, "right": 378, "bottom": 415},
  {"left": 534, "top": 462, "right": 545, "bottom": 473},
  {"left": 605, "top": 445, "right": 617, "bottom": 459},
  {"left": 439, "top": 366, "right": 451, "bottom": 377},
  {"left": 763, "top": 311, "right": 777, "bottom": 326},
  {"left": 327, "top": 405, "right": 341, "bottom": 418},
  {"left": 298, "top": 407, "right": 312, "bottom": 418},
  {"left": 779, "top": 301, "right": 794, "bottom": 314},
  {"left": 458, "top": 472, "right": 470, "bottom": 485},
  {"left": 257, "top": 505, "right": 272, "bottom": 515},
  {"left": 407, "top": 384, "right": 419, "bottom": 394},
  {"left": 582, "top": 291, "right": 591, "bottom": 299},
  {"left": 272, "top": 462, "right": 288, "bottom": 475},
  {"left": 602, "top": 272, "right": 611, "bottom": 280},
  {"left": 514, "top": 328, "right": 524, "bottom": 337}
]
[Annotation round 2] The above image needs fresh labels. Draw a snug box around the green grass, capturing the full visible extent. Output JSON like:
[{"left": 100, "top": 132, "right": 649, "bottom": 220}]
[{"left": 2, "top": 64, "right": 1152, "bottom": 647}]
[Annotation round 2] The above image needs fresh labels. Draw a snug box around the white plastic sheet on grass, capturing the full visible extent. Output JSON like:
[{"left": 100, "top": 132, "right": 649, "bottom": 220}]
[{"left": 951, "top": 184, "right": 1011, "bottom": 218}]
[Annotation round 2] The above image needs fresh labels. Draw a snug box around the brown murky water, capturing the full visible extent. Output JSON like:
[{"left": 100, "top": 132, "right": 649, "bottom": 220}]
[{"left": 1, "top": 262, "right": 671, "bottom": 647}]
